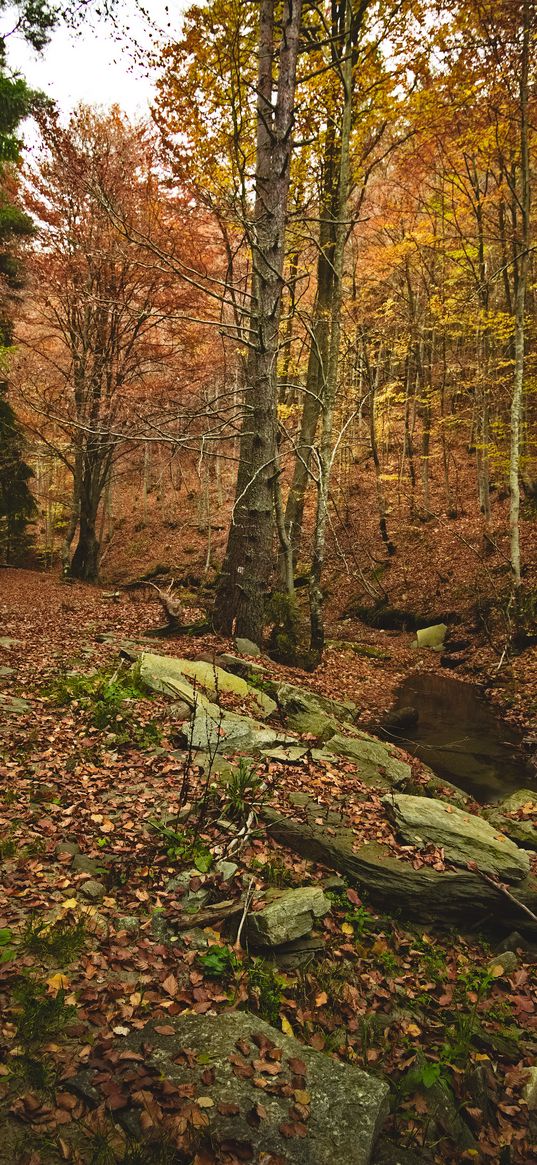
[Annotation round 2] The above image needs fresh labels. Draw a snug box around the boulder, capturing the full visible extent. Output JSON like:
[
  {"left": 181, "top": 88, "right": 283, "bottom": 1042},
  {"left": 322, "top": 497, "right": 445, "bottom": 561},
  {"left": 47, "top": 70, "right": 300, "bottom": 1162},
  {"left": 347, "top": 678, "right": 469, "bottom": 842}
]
[
  {"left": 383, "top": 794, "right": 530, "bottom": 882},
  {"left": 247, "top": 886, "right": 331, "bottom": 947},
  {"left": 137, "top": 652, "right": 276, "bottom": 718},
  {"left": 326, "top": 733, "right": 411, "bottom": 788},
  {"left": 183, "top": 705, "right": 296, "bottom": 754},
  {"left": 234, "top": 637, "right": 262, "bottom": 657},
  {"left": 483, "top": 792, "right": 537, "bottom": 851},
  {"left": 262, "top": 807, "right": 537, "bottom": 936},
  {"left": 122, "top": 1011, "right": 389, "bottom": 1165},
  {"left": 415, "top": 624, "right": 447, "bottom": 650},
  {"left": 271, "top": 680, "right": 357, "bottom": 724},
  {"left": 382, "top": 706, "right": 419, "bottom": 734}
]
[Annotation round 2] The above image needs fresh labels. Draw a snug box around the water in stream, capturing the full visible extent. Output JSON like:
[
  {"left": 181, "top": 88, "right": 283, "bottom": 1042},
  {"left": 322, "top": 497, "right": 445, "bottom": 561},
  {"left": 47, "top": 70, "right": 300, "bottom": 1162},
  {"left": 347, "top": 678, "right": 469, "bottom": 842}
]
[{"left": 390, "top": 673, "right": 536, "bottom": 804}]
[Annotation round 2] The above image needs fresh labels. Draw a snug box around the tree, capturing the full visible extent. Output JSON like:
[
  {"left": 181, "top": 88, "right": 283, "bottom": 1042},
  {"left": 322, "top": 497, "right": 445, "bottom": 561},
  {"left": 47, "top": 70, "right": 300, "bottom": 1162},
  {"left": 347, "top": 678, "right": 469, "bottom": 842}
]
[
  {"left": 17, "top": 106, "right": 208, "bottom": 580},
  {"left": 213, "top": 0, "right": 303, "bottom": 641}
]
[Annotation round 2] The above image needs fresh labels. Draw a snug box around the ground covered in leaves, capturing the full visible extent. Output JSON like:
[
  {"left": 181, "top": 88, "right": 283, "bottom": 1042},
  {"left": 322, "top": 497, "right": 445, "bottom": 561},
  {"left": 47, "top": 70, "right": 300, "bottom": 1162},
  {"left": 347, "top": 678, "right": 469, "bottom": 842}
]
[{"left": 0, "top": 570, "right": 536, "bottom": 1165}]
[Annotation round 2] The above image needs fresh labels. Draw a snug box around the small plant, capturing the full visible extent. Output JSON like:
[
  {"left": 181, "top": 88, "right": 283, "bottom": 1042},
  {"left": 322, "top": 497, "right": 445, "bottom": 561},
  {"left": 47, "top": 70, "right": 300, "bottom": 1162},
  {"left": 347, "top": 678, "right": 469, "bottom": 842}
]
[
  {"left": 21, "top": 915, "right": 86, "bottom": 963},
  {"left": 13, "top": 976, "right": 77, "bottom": 1046},
  {"left": 251, "top": 855, "right": 296, "bottom": 888},
  {"left": 0, "top": 926, "right": 15, "bottom": 963},
  {"left": 0, "top": 835, "right": 16, "bottom": 859},
  {"left": 46, "top": 665, "right": 160, "bottom": 748},
  {"left": 198, "top": 944, "right": 239, "bottom": 978},
  {"left": 149, "top": 819, "right": 213, "bottom": 872},
  {"left": 246, "top": 958, "right": 286, "bottom": 1025},
  {"left": 223, "top": 758, "right": 263, "bottom": 824}
]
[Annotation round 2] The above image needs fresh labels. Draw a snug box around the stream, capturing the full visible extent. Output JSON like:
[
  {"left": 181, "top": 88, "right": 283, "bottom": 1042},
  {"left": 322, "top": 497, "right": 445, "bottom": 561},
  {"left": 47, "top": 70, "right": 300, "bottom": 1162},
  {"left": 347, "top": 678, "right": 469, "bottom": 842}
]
[{"left": 388, "top": 672, "right": 536, "bottom": 804}]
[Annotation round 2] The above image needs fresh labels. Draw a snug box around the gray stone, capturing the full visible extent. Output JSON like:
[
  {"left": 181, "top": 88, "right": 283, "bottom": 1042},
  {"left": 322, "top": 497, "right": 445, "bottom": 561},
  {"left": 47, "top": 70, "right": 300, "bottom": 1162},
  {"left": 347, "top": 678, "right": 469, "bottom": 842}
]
[
  {"left": 215, "top": 859, "right": 239, "bottom": 881},
  {"left": 247, "top": 885, "right": 331, "bottom": 947},
  {"left": 217, "top": 653, "right": 266, "bottom": 678},
  {"left": 167, "top": 868, "right": 212, "bottom": 912},
  {"left": 522, "top": 1066, "right": 537, "bottom": 1110},
  {"left": 384, "top": 794, "right": 530, "bottom": 882},
  {"left": 124, "top": 1011, "right": 388, "bottom": 1165},
  {"left": 287, "top": 709, "right": 338, "bottom": 741},
  {"left": 261, "top": 745, "right": 310, "bottom": 763},
  {"left": 56, "top": 841, "right": 80, "bottom": 857},
  {"left": 496, "top": 789, "right": 537, "bottom": 815},
  {"left": 415, "top": 624, "right": 447, "bottom": 649},
  {"left": 79, "top": 879, "right": 106, "bottom": 901},
  {"left": 117, "top": 916, "right": 140, "bottom": 935},
  {"left": 487, "top": 950, "right": 518, "bottom": 976},
  {"left": 272, "top": 680, "right": 357, "bottom": 724},
  {"left": 234, "top": 637, "right": 262, "bottom": 657},
  {"left": 73, "top": 854, "right": 106, "bottom": 876},
  {"left": 326, "top": 733, "right": 411, "bottom": 788},
  {"left": 184, "top": 705, "right": 296, "bottom": 755}
]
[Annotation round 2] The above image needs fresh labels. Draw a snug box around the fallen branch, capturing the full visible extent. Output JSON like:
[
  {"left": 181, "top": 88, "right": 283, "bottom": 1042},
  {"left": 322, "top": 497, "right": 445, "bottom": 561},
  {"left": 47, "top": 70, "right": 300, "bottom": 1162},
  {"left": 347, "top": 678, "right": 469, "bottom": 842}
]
[{"left": 173, "top": 898, "right": 244, "bottom": 932}]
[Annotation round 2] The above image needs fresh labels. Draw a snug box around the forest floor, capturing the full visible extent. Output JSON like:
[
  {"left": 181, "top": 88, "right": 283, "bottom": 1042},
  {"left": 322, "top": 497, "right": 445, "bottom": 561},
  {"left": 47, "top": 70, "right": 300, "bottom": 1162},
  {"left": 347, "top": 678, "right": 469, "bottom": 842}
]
[{"left": 0, "top": 569, "right": 536, "bottom": 1165}]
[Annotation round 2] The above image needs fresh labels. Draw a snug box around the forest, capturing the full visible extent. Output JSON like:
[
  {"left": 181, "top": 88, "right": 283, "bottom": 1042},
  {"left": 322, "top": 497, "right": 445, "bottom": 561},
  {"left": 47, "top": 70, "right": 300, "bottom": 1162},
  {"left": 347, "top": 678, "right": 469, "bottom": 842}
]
[{"left": 0, "top": 1, "right": 536, "bottom": 1163}]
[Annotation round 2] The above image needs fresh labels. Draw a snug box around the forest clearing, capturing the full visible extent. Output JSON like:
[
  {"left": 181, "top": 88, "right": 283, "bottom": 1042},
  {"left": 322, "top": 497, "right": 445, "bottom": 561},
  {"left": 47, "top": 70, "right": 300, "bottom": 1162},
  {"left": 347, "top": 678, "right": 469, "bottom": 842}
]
[{"left": 1, "top": 0, "right": 537, "bottom": 1162}]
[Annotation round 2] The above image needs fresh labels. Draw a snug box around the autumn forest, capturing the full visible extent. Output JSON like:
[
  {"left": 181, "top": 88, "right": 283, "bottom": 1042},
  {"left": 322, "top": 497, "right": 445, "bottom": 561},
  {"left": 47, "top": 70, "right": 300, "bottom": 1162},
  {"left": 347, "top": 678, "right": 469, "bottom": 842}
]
[{"left": 1, "top": 2, "right": 537, "bottom": 1164}]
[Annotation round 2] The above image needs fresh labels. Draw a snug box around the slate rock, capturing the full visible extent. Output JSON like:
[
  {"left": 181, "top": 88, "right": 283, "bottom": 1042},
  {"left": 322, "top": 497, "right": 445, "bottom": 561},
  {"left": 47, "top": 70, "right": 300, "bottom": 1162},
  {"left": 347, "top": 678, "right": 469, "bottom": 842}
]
[
  {"left": 326, "top": 733, "right": 411, "bottom": 788},
  {"left": 487, "top": 950, "right": 518, "bottom": 976},
  {"left": 522, "top": 1066, "right": 537, "bottom": 1110},
  {"left": 79, "top": 879, "right": 106, "bottom": 901},
  {"left": 384, "top": 794, "right": 530, "bottom": 882},
  {"left": 124, "top": 1011, "right": 388, "bottom": 1165},
  {"left": 247, "top": 885, "right": 331, "bottom": 947},
  {"left": 415, "top": 624, "right": 447, "bottom": 650},
  {"left": 73, "top": 854, "right": 106, "bottom": 876},
  {"left": 234, "top": 637, "right": 262, "bottom": 657}
]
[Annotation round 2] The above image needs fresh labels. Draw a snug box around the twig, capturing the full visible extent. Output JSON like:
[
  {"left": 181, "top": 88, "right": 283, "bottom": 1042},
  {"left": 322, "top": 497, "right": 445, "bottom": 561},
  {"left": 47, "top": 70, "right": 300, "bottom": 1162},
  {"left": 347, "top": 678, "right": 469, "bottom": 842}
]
[
  {"left": 475, "top": 868, "right": 537, "bottom": 925},
  {"left": 235, "top": 877, "right": 255, "bottom": 952}
]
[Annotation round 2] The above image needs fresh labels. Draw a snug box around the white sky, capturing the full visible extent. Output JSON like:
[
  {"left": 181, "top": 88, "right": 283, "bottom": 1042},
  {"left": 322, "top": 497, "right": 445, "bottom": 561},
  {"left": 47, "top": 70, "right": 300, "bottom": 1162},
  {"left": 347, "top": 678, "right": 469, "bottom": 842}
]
[{"left": 4, "top": 1, "right": 186, "bottom": 131}]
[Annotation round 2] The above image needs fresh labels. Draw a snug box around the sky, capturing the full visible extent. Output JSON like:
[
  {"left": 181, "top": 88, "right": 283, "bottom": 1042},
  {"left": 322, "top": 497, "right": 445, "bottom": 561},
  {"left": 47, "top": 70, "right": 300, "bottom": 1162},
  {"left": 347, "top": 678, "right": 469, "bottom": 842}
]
[{"left": 4, "top": 0, "right": 184, "bottom": 130}]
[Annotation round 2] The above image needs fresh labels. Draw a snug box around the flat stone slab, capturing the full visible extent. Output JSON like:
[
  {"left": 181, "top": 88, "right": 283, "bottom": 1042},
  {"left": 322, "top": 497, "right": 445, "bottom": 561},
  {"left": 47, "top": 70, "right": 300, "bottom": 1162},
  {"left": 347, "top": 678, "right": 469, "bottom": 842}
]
[
  {"left": 247, "top": 886, "right": 332, "bottom": 947},
  {"left": 325, "top": 733, "right": 411, "bottom": 788},
  {"left": 123, "top": 1012, "right": 388, "bottom": 1165},
  {"left": 137, "top": 652, "right": 276, "bottom": 718},
  {"left": 384, "top": 794, "right": 530, "bottom": 882}
]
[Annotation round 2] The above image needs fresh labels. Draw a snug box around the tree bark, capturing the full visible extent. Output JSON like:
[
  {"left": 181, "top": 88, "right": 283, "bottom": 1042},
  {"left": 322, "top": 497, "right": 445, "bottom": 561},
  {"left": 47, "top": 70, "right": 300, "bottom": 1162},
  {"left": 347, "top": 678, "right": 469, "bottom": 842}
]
[{"left": 214, "top": 0, "right": 303, "bottom": 642}]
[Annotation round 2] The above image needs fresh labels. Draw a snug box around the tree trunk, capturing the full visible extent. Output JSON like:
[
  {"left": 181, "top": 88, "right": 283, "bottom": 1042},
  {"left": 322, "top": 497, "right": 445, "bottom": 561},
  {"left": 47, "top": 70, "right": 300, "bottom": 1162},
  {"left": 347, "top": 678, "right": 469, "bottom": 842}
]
[
  {"left": 509, "top": 0, "right": 531, "bottom": 589},
  {"left": 283, "top": 119, "right": 338, "bottom": 566},
  {"left": 309, "top": 0, "right": 353, "bottom": 656},
  {"left": 214, "top": 0, "right": 303, "bottom": 642}
]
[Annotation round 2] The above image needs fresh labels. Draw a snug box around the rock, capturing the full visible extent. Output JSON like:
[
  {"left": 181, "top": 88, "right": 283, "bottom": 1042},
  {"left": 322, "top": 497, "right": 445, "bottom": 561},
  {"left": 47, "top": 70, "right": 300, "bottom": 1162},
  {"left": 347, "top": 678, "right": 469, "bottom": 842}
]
[
  {"left": 123, "top": 1011, "right": 388, "bottom": 1165},
  {"left": 497, "top": 789, "right": 537, "bottom": 814},
  {"left": 217, "top": 652, "right": 266, "bottom": 678},
  {"left": 73, "top": 854, "right": 106, "bottom": 876},
  {"left": 137, "top": 652, "right": 276, "bottom": 718},
  {"left": 261, "top": 807, "right": 537, "bottom": 936},
  {"left": 522, "top": 1066, "right": 537, "bottom": 1109},
  {"left": 247, "top": 886, "right": 332, "bottom": 947},
  {"left": 138, "top": 652, "right": 212, "bottom": 707},
  {"left": 56, "top": 841, "right": 80, "bottom": 857},
  {"left": 117, "top": 916, "right": 140, "bottom": 935},
  {"left": 271, "top": 680, "right": 357, "bottom": 724},
  {"left": 261, "top": 744, "right": 310, "bottom": 763},
  {"left": 79, "top": 879, "right": 106, "bottom": 901},
  {"left": 384, "top": 794, "right": 530, "bottom": 882},
  {"left": 234, "top": 637, "right": 261, "bottom": 657},
  {"left": 483, "top": 809, "right": 537, "bottom": 851},
  {"left": 382, "top": 706, "right": 419, "bottom": 733},
  {"left": 487, "top": 950, "right": 518, "bottom": 976},
  {"left": 326, "top": 733, "right": 411, "bottom": 788},
  {"left": 287, "top": 709, "right": 338, "bottom": 741},
  {"left": 415, "top": 624, "right": 447, "bottom": 650},
  {"left": 215, "top": 859, "right": 239, "bottom": 881},
  {"left": 167, "top": 869, "right": 212, "bottom": 912},
  {"left": 183, "top": 704, "right": 296, "bottom": 755}
]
